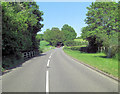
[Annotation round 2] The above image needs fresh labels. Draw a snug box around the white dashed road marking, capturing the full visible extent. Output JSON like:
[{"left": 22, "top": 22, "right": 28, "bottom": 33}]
[
  {"left": 49, "top": 55, "right": 51, "bottom": 59},
  {"left": 47, "top": 59, "right": 50, "bottom": 67},
  {"left": 46, "top": 53, "right": 53, "bottom": 93},
  {"left": 46, "top": 70, "right": 49, "bottom": 93}
]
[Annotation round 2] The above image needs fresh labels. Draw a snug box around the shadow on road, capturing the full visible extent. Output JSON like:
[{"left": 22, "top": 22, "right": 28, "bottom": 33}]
[
  {"left": 36, "top": 53, "right": 46, "bottom": 57},
  {"left": 2, "top": 53, "right": 46, "bottom": 75}
]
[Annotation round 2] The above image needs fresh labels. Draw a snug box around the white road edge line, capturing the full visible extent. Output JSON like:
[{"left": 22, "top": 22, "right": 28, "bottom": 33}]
[
  {"left": 46, "top": 70, "right": 49, "bottom": 93},
  {"left": 47, "top": 59, "right": 50, "bottom": 67}
]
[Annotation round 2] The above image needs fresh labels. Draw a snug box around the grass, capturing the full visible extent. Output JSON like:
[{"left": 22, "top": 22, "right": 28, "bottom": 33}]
[
  {"left": 74, "top": 39, "right": 88, "bottom": 42},
  {"left": 63, "top": 48, "right": 118, "bottom": 78},
  {"left": 40, "top": 41, "right": 55, "bottom": 52},
  {"left": 66, "top": 45, "right": 87, "bottom": 48}
]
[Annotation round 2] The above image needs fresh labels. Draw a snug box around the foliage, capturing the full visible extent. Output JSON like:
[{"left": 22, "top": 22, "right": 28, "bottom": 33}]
[
  {"left": 61, "top": 24, "right": 77, "bottom": 41},
  {"left": 74, "top": 39, "right": 87, "bottom": 42},
  {"left": 69, "top": 46, "right": 81, "bottom": 51},
  {"left": 2, "top": 2, "right": 43, "bottom": 55},
  {"left": 76, "top": 36, "right": 82, "bottom": 39},
  {"left": 2, "top": 55, "right": 24, "bottom": 69},
  {"left": 40, "top": 41, "right": 55, "bottom": 52},
  {"left": 40, "top": 40, "right": 50, "bottom": 47},
  {"left": 36, "top": 34, "right": 44, "bottom": 41},
  {"left": 2, "top": 2, "right": 44, "bottom": 69},
  {"left": 64, "top": 40, "right": 75, "bottom": 46},
  {"left": 81, "top": 2, "right": 119, "bottom": 57},
  {"left": 64, "top": 39, "right": 88, "bottom": 46},
  {"left": 44, "top": 24, "right": 77, "bottom": 46},
  {"left": 44, "top": 27, "right": 65, "bottom": 46},
  {"left": 74, "top": 39, "right": 88, "bottom": 46},
  {"left": 64, "top": 45, "right": 87, "bottom": 51},
  {"left": 98, "top": 31, "right": 119, "bottom": 57}
]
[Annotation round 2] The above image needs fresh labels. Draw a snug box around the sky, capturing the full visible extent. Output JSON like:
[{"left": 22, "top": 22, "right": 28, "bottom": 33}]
[{"left": 36, "top": 2, "right": 92, "bottom": 37}]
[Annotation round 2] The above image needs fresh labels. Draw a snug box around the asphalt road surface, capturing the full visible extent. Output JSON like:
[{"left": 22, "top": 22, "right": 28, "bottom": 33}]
[{"left": 2, "top": 47, "right": 118, "bottom": 92}]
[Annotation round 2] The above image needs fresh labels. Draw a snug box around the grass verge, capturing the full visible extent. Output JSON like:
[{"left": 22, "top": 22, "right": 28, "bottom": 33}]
[
  {"left": 40, "top": 41, "right": 55, "bottom": 53},
  {"left": 63, "top": 48, "right": 118, "bottom": 78}
]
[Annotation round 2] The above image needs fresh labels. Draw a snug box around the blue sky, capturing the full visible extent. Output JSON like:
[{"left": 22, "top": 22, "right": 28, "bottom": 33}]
[{"left": 37, "top": 2, "right": 92, "bottom": 37}]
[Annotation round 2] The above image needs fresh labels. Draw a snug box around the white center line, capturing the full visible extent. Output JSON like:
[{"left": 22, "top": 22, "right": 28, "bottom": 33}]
[
  {"left": 46, "top": 70, "right": 49, "bottom": 93},
  {"left": 46, "top": 53, "right": 52, "bottom": 93},
  {"left": 47, "top": 59, "right": 50, "bottom": 67},
  {"left": 49, "top": 55, "right": 51, "bottom": 59}
]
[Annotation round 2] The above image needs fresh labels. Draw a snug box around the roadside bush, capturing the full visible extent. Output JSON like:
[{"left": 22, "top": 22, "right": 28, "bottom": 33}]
[
  {"left": 113, "top": 53, "right": 119, "bottom": 60},
  {"left": 102, "top": 34, "right": 119, "bottom": 58},
  {"left": 64, "top": 40, "right": 75, "bottom": 46},
  {"left": 70, "top": 46, "right": 81, "bottom": 51},
  {"left": 2, "top": 55, "right": 23, "bottom": 69},
  {"left": 64, "top": 45, "right": 88, "bottom": 52},
  {"left": 104, "top": 46, "right": 119, "bottom": 58},
  {"left": 80, "top": 47, "right": 88, "bottom": 53},
  {"left": 75, "top": 41, "right": 88, "bottom": 46},
  {"left": 39, "top": 48, "right": 43, "bottom": 53},
  {"left": 63, "top": 46, "right": 71, "bottom": 50}
]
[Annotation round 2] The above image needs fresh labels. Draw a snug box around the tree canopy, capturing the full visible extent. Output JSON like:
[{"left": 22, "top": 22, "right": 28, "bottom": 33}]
[
  {"left": 36, "top": 34, "right": 44, "bottom": 41},
  {"left": 44, "top": 27, "right": 65, "bottom": 46},
  {"left": 44, "top": 24, "right": 77, "bottom": 46},
  {"left": 81, "top": 1, "right": 119, "bottom": 57},
  {"left": 2, "top": 2, "right": 44, "bottom": 57},
  {"left": 61, "top": 24, "right": 77, "bottom": 41}
]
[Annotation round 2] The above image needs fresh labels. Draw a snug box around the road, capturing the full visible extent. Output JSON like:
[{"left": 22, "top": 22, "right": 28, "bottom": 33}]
[{"left": 2, "top": 47, "right": 118, "bottom": 92}]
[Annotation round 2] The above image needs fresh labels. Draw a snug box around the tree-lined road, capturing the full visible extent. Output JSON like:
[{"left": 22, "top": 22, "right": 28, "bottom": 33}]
[{"left": 2, "top": 48, "right": 118, "bottom": 92}]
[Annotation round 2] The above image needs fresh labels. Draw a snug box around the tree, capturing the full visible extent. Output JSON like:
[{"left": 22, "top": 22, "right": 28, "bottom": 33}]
[
  {"left": 61, "top": 24, "right": 77, "bottom": 41},
  {"left": 36, "top": 34, "right": 44, "bottom": 41},
  {"left": 2, "top": 2, "right": 44, "bottom": 57},
  {"left": 81, "top": 2, "right": 119, "bottom": 56},
  {"left": 44, "top": 27, "right": 65, "bottom": 46}
]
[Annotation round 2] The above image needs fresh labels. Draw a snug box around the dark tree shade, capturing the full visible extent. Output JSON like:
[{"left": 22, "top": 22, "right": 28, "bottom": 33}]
[{"left": 2, "top": 2, "right": 44, "bottom": 57}]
